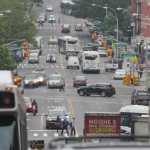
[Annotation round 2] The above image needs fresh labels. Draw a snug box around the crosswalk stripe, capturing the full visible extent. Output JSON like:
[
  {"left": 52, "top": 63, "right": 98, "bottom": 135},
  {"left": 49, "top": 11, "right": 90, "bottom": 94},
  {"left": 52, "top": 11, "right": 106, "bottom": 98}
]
[
  {"left": 54, "top": 133, "right": 59, "bottom": 137},
  {"left": 43, "top": 133, "right": 47, "bottom": 137},
  {"left": 34, "top": 133, "right": 38, "bottom": 136}
]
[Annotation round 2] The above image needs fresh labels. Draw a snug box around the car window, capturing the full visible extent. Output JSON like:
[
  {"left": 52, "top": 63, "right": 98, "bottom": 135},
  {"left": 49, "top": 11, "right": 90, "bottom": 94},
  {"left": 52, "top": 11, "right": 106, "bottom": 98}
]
[
  {"left": 116, "top": 70, "right": 125, "bottom": 73},
  {"left": 95, "top": 84, "right": 104, "bottom": 87},
  {"left": 90, "top": 84, "right": 95, "bottom": 87},
  {"left": 49, "top": 76, "right": 61, "bottom": 80},
  {"left": 85, "top": 56, "right": 97, "bottom": 60},
  {"left": 108, "top": 60, "right": 112, "bottom": 63},
  {"left": 63, "top": 110, "right": 68, "bottom": 115},
  {"left": 24, "top": 76, "right": 37, "bottom": 80},
  {"left": 113, "top": 60, "right": 118, "bottom": 64},
  {"left": 30, "top": 51, "right": 38, "bottom": 53},
  {"left": 48, "top": 111, "right": 64, "bottom": 117},
  {"left": 24, "top": 98, "right": 31, "bottom": 103},
  {"left": 75, "top": 76, "right": 85, "bottom": 80},
  {"left": 121, "top": 129, "right": 126, "bottom": 133},
  {"left": 137, "top": 91, "right": 147, "bottom": 94}
]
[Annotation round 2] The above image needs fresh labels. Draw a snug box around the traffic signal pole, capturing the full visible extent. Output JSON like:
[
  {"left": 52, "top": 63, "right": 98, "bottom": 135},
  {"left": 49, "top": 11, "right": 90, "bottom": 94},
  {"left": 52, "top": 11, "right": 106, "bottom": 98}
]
[{"left": 145, "top": 44, "right": 148, "bottom": 90}]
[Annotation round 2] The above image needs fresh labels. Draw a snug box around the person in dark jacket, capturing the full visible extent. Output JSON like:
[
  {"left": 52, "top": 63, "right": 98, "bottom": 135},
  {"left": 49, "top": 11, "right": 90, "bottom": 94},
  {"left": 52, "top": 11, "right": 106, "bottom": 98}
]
[
  {"left": 56, "top": 115, "right": 62, "bottom": 133},
  {"left": 60, "top": 117, "right": 69, "bottom": 136},
  {"left": 32, "top": 100, "right": 38, "bottom": 113}
]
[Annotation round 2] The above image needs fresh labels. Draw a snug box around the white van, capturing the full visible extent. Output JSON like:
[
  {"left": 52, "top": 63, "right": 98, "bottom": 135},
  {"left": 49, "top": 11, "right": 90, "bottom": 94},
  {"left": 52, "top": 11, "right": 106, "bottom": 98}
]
[{"left": 67, "top": 56, "right": 80, "bottom": 69}]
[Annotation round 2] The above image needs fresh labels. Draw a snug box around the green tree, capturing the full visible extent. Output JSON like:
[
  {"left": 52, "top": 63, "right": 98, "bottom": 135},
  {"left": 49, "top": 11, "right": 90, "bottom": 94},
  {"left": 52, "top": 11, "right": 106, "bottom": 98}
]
[{"left": 0, "top": 22, "right": 17, "bottom": 70}]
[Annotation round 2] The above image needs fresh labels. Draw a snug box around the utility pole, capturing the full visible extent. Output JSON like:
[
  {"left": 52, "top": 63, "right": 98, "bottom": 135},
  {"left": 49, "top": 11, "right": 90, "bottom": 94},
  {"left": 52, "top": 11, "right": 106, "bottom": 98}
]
[
  {"left": 146, "top": 44, "right": 148, "bottom": 90},
  {"left": 117, "top": 18, "right": 118, "bottom": 60}
]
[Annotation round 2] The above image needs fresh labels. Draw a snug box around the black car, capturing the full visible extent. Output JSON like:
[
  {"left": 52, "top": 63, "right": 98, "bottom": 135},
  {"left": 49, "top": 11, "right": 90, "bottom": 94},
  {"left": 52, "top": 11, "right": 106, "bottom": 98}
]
[
  {"left": 45, "top": 108, "right": 70, "bottom": 129},
  {"left": 23, "top": 74, "right": 39, "bottom": 88},
  {"left": 46, "top": 54, "right": 57, "bottom": 63},
  {"left": 62, "top": 24, "right": 70, "bottom": 33},
  {"left": 28, "top": 55, "right": 39, "bottom": 64},
  {"left": 73, "top": 76, "right": 87, "bottom": 87},
  {"left": 75, "top": 24, "right": 83, "bottom": 31},
  {"left": 77, "top": 83, "right": 116, "bottom": 97},
  {"left": 82, "top": 46, "right": 92, "bottom": 52},
  {"left": 131, "top": 90, "right": 149, "bottom": 105},
  {"left": 66, "top": 51, "right": 77, "bottom": 60}
]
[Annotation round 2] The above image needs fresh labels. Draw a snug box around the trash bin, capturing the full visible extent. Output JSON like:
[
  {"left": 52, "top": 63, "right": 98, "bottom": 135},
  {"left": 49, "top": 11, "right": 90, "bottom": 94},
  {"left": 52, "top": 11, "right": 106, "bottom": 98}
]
[{"left": 118, "top": 60, "right": 123, "bottom": 69}]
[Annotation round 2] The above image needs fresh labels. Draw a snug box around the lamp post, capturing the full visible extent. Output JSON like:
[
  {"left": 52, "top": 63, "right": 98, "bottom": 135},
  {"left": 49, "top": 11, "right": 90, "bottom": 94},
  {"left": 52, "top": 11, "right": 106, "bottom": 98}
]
[{"left": 0, "top": 10, "right": 11, "bottom": 16}]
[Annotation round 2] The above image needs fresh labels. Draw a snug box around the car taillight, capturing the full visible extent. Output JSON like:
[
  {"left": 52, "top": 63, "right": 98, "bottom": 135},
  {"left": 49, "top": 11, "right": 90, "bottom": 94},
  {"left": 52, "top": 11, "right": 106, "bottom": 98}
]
[
  {"left": 62, "top": 28, "right": 63, "bottom": 30},
  {"left": 75, "top": 53, "right": 76, "bottom": 55},
  {"left": 66, "top": 53, "right": 68, "bottom": 55},
  {"left": 76, "top": 27, "right": 77, "bottom": 29},
  {"left": 68, "top": 28, "right": 70, "bottom": 30},
  {"left": 74, "top": 80, "right": 77, "bottom": 82},
  {"left": 137, "top": 99, "right": 142, "bottom": 101},
  {"left": 84, "top": 80, "right": 86, "bottom": 82},
  {"left": 82, "top": 27, "right": 83, "bottom": 29},
  {"left": 68, "top": 59, "right": 69, "bottom": 61},
  {"left": 67, "top": 47, "right": 68, "bottom": 49},
  {"left": 107, "top": 88, "right": 111, "bottom": 90},
  {"left": 78, "top": 59, "right": 79, "bottom": 61}
]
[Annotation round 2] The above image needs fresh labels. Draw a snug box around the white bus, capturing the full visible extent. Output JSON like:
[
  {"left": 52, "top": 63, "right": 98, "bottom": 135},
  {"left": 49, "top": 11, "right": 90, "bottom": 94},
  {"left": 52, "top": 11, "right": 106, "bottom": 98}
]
[
  {"left": 81, "top": 51, "right": 100, "bottom": 74},
  {"left": 58, "top": 36, "right": 80, "bottom": 53},
  {"left": 119, "top": 105, "right": 148, "bottom": 127},
  {"left": 0, "top": 71, "right": 27, "bottom": 150}
]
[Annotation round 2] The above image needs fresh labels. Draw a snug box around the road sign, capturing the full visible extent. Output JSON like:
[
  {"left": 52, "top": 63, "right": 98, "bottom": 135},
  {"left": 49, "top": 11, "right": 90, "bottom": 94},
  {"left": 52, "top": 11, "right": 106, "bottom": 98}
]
[
  {"left": 98, "top": 35, "right": 103, "bottom": 40},
  {"left": 121, "top": 54, "right": 136, "bottom": 57},
  {"left": 92, "top": 22, "right": 101, "bottom": 25},
  {"left": 115, "top": 44, "right": 127, "bottom": 48},
  {"left": 104, "top": 37, "right": 115, "bottom": 40},
  {"left": 9, "top": 54, "right": 14, "bottom": 58},
  {"left": 6, "top": 45, "right": 18, "bottom": 49}
]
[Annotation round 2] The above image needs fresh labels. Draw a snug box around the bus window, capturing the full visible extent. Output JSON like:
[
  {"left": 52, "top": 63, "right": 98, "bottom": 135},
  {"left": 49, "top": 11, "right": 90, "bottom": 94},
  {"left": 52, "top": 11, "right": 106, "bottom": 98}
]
[
  {"left": 68, "top": 41, "right": 77, "bottom": 44},
  {"left": 58, "top": 39, "right": 62, "bottom": 46},
  {"left": 85, "top": 56, "right": 97, "bottom": 60},
  {"left": 121, "top": 114, "right": 130, "bottom": 127}
]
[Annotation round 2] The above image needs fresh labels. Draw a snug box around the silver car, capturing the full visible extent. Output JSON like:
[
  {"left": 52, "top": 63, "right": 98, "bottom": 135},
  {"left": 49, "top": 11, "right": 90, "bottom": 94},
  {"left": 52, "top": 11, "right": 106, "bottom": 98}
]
[
  {"left": 28, "top": 55, "right": 39, "bottom": 64},
  {"left": 46, "top": 5, "right": 53, "bottom": 12},
  {"left": 48, "top": 74, "right": 64, "bottom": 88}
]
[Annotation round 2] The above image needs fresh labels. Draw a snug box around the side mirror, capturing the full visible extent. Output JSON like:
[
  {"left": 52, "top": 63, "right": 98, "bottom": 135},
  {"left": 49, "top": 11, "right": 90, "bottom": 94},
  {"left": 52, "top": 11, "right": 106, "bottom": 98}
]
[{"left": 45, "top": 113, "right": 48, "bottom": 116}]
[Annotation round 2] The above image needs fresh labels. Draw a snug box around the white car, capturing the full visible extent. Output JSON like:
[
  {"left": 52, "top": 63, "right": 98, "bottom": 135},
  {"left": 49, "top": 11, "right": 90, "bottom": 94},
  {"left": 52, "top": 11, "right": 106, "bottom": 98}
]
[
  {"left": 114, "top": 69, "right": 126, "bottom": 80},
  {"left": 67, "top": 56, "right": 79, "bottom": 69},
  {"left": 121, "top": 126, "right": 131, "bottom": 135},
  {"left": 105, "top": 59, "right": 118, "bottom": 72},
  {"left": 97, "top": 47, "right": 106, "bottom": 56}
]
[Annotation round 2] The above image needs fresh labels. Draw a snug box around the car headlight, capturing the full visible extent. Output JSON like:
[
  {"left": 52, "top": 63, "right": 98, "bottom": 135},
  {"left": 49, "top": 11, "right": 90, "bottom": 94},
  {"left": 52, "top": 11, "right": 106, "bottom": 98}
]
[
  {"left": 29, "top": 105, "right": 32, "bottom": 107},
  {"left": 53, "top": 59, "right": 56, "bottom": 61},
  {"left": 49, "top": 119, "right": 51, "bottom": 121},
  {"left": 61, "top": 119, "right": 64, "bottom": 121},
  {"left": 34, "top": 80, "right": 37, "bottom": 83},
  {"left": 25, "top": 81, "right": 28, "bottom": 84},
  {"left": 47, "top": 59, "right": 49, "bottom": 60},
  {"left": 39, "top": 78, "right": 43, "bottom": 82}
]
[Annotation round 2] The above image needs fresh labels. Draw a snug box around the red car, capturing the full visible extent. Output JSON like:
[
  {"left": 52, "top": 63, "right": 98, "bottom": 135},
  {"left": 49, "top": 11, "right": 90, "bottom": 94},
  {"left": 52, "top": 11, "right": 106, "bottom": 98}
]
[{"left": 24, "top": 97, "right": 32, "bottom": 112}]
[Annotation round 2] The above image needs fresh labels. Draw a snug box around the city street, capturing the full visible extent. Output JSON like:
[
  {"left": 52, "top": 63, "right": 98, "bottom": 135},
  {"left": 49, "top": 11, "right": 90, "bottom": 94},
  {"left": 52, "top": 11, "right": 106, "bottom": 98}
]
[{"left": 17, "top": 0, "right": 134, "bottom": 148}]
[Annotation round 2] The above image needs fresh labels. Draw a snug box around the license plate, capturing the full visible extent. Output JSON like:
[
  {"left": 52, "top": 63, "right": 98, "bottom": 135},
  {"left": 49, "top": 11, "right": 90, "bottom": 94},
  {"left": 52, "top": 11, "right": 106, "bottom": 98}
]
[
  {"left": 55, "top": 85, "right": 57, "bottom": 86},
  {"left": 74, "top": 62, "right": 77, "bottom": 64},
  {"left": 54, "top": 123, "right": 57, "bottom": 125}
]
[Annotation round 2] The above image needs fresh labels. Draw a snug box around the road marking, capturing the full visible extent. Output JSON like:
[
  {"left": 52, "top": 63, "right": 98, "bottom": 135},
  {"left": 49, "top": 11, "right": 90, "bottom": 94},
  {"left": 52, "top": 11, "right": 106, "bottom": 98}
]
[
  {"left": 34, "top": 133, "right": 38, "bottom": 136},
  {"left": 54, "top": 133, "right": 59, "bottom": 137},
  {"left": 26, "top": 113, "right": 29, "bottom": 115},
  {"left": 43, "top": 133, "right": 47, "bottom": 137},
  {"left": 64, "top": 134, "right": 69, "bottom": 137},
  {"left": 99, "top": 107, "right": 101, "bottom": 109},
  {"left": 41, "top": 116, "right": 43, "bottom": 130},
  {"left": 29, "top": 130, "right": 56, "bottom": 132}
]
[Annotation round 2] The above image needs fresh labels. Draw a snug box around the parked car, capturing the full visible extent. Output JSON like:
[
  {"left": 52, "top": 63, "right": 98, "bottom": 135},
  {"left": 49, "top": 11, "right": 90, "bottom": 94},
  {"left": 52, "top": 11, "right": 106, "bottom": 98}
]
[{"left": 77, "top": 83, "right": 116, "bottom": 97}]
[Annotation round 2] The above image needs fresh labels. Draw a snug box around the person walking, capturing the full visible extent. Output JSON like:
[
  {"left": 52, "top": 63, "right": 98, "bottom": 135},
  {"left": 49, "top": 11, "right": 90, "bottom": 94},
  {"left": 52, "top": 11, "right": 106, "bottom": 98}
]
[
  {"left": 70, "top": 117, "right": 77, "bottom": 136},
  {"left": 126, "top": 58, "right": 130, "bottom": 67},
  {"left": 60, "top": 117, "right": 69, "bottom": 136},
  {"left": 59, "top": 77, "right": 65, "bottom": 92},
  {"left": 56, "top": 115, "right": 62, "bottom": 133},
  {"left": 58, "top": 17, "right": 60, "bottom": 23}
]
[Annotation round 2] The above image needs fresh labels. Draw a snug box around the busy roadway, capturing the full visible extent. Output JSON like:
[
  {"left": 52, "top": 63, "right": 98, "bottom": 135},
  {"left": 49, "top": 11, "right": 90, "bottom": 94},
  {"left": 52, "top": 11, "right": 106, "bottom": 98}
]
[{"left": 17, "top": 0, "right": 134, "bottom": 146}]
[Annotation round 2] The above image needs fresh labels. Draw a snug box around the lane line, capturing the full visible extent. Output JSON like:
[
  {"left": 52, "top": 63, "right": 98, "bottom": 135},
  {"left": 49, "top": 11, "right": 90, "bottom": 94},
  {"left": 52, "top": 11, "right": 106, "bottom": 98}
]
[{"left": 41, "top": 116, "right": 43, "bottom": 130}]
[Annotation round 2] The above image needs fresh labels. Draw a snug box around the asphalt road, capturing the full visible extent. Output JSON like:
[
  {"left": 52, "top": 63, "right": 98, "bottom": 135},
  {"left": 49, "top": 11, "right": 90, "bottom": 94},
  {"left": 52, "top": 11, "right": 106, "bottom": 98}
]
[{"left": 17, "top": 0, "right": 134, "bottom": 149}]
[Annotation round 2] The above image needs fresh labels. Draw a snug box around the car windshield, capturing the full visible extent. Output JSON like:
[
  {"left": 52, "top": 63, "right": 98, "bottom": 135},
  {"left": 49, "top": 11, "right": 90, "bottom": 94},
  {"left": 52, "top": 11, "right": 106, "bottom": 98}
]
[
  {"left": 29, "top": 56, "right": 37, "bottom": 58},
  {"left": 24, "top": 98, "right": 31, "bottom": 103},
  {"left": 47, "top": 6, "right": 52, "bottom": 8},
  {"left": 50, "top": 36, "right": 56, "bottom": 39},
  {"left": 75, "top": 76, "right": 85, "bottom": 80},
  {"left": 84, "top": 47, "right": 92, "bottom": 50},
  {"left": 77, "top": 24, "right": 81, "bottom": 26},
  {"left": 48, "top": 111, "right": 64, "bottom": 117},
  {"left": 36, "top": 73, "right": 43, "bottom": 77},
  {"left": 116, "top": 70, "right": 125, "bottom": 73},
  {"left": 49, "top": 76, "right": 61, "bottom": 80},
  {"left": 25, "top": 76, "right": 37, "bottom": 80},
  {"left": 64, "top": 24, "right": 69, "bottom": 27},
  {"left": 30, "top": 51, "right": 38, "bottom": 53},
  {"left": 49, "top": 15, "right": 54, "bottom": 18}
]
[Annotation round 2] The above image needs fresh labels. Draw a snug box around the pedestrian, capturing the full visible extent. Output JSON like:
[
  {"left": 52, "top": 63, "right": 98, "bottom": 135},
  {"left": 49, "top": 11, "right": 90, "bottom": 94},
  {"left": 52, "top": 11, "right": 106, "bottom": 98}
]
[
  {"left": 56, "top": 115, "right": 62, "bottom": 133},
  {"left": 126, "top": 58, "right": 130, "bottom": 67},
  {"left": 59, "top": 77, "right": 65, "bottom": 92},
  {"left": 70, "top": 117, "right": 77, "bottom": 136},
  {"left": 58, "top": 17, "right": 60, "bottom": 23},
  {"left": 60, "top": 117, "right": 69, "bottom": 136}
]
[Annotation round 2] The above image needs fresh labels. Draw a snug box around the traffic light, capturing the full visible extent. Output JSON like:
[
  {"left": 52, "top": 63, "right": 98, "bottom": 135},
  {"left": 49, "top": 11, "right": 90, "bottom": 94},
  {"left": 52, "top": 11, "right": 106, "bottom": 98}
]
[
  {"left": 133, "top": 75, "right": 138, "bottom": 86},
  {"left": 26, "top": 50, "right": 30, "bottom": 57},
  {"left": 14, "top": 76, "right": 21, "bottom": 87},
  {"left": 102, "top": 40, "right": 107, "bottom": 47},
  {"left": 106, "top": 49, "right": 109, "bottom": 56},
  {"left": 130, "top": 74, "right": 134, "bottom": 85},
  {"left": 109, "top": 49, "right": 112, "bottom": 56},
  {"left": 123, "top": 75, "right": 130, "bottom": 86},
  {"left": 40, "top": 3, "right": 42, "bottom": 7},
  {"left": 84, "top": 137, "right": 86, "bottom": 142},
  {"left": 136, "top": 60, "right": 139, "bottom": 64},
  {"left": 92, "top": 34, "right": 97, "bottom": 40},
  {"left": 33, "top": 22, "right": 35, "bottom": 25},
  {"left": 22, "top": 42, "right": 28, "bottom": 47}
]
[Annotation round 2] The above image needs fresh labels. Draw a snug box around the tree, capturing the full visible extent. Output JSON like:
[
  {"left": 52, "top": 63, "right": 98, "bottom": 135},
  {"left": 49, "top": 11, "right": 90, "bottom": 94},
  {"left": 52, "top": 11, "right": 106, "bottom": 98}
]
[
  {"left": 0, "top": 22, "right": 17, "bottom": 70},
  {"left": 0, "top": 0, "right": 38, "bottom": 46}
]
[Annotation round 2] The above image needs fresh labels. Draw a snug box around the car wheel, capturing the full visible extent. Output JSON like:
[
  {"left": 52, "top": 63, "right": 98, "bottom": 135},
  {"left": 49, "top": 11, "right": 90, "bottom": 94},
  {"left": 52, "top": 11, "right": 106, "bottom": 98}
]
[
  {"left": 86, "top": 94, "right": 90, "bottom": 96},
  {"left": 77, "top": 66, "right": 79, "bottom": 69},
  {"left": 105, "top": 69, "right": 108, "bottom": 72},
  {"left": 101, "top": 91, "right": 106, "bottom": 97},
  {"left": 114, "top": 78, "right": 116, "bottom": 80},
  {"left": 107, "top": 94, "right": 112, "bottom": 97},
  {"left": 79, "top": 90, "right": 85, "bottom": 96},
  {"left": 97, "top": 71, "right": 100, "bottom": 74},
  {"left": 73, "top": 83, "right": 76, "bottom": 87}
]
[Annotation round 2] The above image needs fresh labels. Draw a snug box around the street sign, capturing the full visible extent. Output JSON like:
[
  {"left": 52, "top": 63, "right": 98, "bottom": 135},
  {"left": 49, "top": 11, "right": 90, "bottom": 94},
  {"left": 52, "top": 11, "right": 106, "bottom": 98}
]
[
  {"left": 9, "top": 54, "right": 14, "bottom": 58},
  {"left": 92, "top": 22, "right": 101, "bottom": 25},
  {"left": 104, "top": 37, "right": 115, "bottom": 40},
  {"left": 6, "top": 45, "right": 18, "bottom": 49},
  {"left": 115, "top": 44, "right": 127, "bottom": 48},
  {"left": 121, "top": 54, "right": 135, "bottom": 57},
  {"left": 98, "top": 35, "right": 103, "bottom": 40}
]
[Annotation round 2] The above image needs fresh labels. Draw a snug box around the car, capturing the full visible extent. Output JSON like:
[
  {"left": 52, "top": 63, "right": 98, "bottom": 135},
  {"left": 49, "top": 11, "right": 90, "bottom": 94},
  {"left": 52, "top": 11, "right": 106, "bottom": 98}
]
[
  {"left": 114, "top": 69, "right": 126, "bottom": 80},
  {"left": 77, "top": 83, "right": 116, "bottom": 97},
  {"left": 14, "top": 50, "right": 24, "bottom": 62},
  {"left": 88, "top": 41, "right": 102, "bottom": 48},
  {"left": 45, "top": 108, "right": 70, "bottom": 129},
  {"left": 73, "top": 76, "right": 87, "bottom": 87},
  {"left": 24, "top": 74, "right": 39, "bottom": 88},
  {"left": 131, "top": 89, "right": 149, "bottom": 105},
  {"left": 67, "top": 56, "right": 80, "bottom": 69},
  {"left": 32, "top": 72, "right": 46, "bottom": 86},
  {"left": 39, "top": 13, "right": 47, "bottom": 21},
  {"left": 89, "top": 26, "right": 99, "bottom": 34},
  {"left": 82, "top": 46, "right": 92, "bottom": 52},
  {"left": 97, "top": 47, "right": 107, "bottom": 56},
  {"left": 28, "top": 55, "right": 39, "bottom": 64},
  {"left": 62, "top": 24, "right": 70, "bottom": 33},
  {"left": 29, "top": 50, "right": 39, "bottom": 57},
  {"left": 46, "top": 5, "right": 53, "bottom": 12},
  {"left": 38, "top": 16, "right": 45, "bottom": 23},
  {"left": 23, "top": 97, "right": 32, "bottom": 112},
  {"left": 48, "top": 73, "right": 65, "bottom": 88},
  {"left": 49, "top": 36, "right": 58, "bottom": 44},
  {"left": 75, "top": 24, "right": 83, "bottom": 31},
  {"left": 29, "top": 44, "right": 42, "bottom": 55},
  {"left": 105, "top": 59, "right": 118, "bottom": 72},
  {"left": 48, "top": 15, "right": 56, "bottom": 23},
  {"left": 46, "top": 54, "right": 57, "bottom": 63},
  {"left": 32, "top": 68, "right": 46, "bottom": 75},
  {"left": 65, "top": 51, "right": 77, "bottom": 60}
]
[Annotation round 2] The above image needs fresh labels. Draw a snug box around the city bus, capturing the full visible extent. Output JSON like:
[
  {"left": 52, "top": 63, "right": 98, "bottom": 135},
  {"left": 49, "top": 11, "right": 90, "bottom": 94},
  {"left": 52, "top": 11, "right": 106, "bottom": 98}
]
[
  {"left": 58, "top": 36, "right": 80, "bottom": 53},
  {"left": 81, "top": 51, "right": 100, "bottom": 74},
  {"left": 0, "top": 71, "right": 27, "bottom": 150},
  {"left": 60, "top": 0, "right": 75, "bottom": 14},
  {"left": 119, "top": 105, "right": 148, "bottom": 127}
]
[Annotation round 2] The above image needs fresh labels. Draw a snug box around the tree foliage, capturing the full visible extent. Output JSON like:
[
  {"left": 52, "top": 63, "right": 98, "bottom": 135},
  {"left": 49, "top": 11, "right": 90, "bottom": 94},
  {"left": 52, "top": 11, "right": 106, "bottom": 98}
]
[{"left": 71, "top": 0, "right": 131, "bottom": 33}]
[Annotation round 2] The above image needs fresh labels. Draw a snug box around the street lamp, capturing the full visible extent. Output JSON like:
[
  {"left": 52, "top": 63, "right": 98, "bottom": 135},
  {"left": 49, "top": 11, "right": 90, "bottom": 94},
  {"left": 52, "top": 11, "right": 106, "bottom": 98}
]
[{"left": 1, "top": 10, "right": 11, "bottom": 13}]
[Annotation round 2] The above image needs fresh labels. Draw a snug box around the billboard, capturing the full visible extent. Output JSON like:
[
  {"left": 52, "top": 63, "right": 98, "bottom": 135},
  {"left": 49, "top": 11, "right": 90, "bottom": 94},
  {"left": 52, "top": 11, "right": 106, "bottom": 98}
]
[{"left": 84, "top": 112, "right": 121, "bottom": 135}]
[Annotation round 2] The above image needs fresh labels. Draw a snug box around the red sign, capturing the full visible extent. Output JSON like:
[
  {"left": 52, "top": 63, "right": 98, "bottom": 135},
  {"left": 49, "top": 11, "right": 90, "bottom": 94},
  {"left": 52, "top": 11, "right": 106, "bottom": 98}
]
[{"left": 84, "top": 113, "right": 121, "bottom": 135}]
